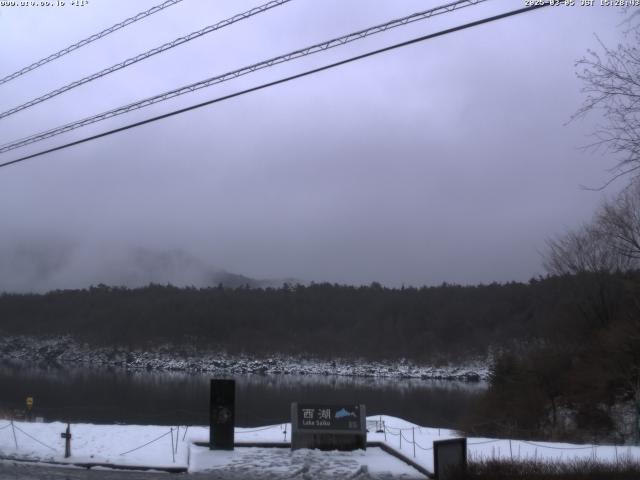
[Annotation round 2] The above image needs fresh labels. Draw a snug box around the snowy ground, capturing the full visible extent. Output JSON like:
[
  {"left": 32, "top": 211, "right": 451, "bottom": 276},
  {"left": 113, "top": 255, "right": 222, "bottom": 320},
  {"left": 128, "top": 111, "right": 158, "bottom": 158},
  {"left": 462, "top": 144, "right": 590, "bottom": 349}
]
[
  {"left": 0, "top": 335, "right": 488, "bottom": 381},
  {"left": 1, "top": 416, "right": 639, "bottom": 478}
]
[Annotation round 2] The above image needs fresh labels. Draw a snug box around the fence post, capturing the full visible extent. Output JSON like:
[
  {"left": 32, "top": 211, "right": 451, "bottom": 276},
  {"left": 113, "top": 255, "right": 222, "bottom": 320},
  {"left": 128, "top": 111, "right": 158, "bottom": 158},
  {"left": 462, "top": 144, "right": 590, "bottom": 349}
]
[
  {"left": 183, "top": 425, "right": 189, "bottom": 442},
  {"left": 383, "top": 421, "right": 386, "bottom": 442},
  {"left": 63, "top": 423, "right": 71, "bottom": 458},
  {"left": 509, "top": 439, "right": 513, "bottom": 460},
  {"left": 10, "top": 420, "right": 18, "bottom": 449},
  {"left": 170, "top": 428, "right": 175, "bottom": 463},
  {"left": 412, "top": 427, "right": 415, "bottom": 458},
  {"left": 175, "top": 426, "right": 179, "bottom": 455},
  {"left": 399, "top": 428, "right": 402, "bottom": 449}
]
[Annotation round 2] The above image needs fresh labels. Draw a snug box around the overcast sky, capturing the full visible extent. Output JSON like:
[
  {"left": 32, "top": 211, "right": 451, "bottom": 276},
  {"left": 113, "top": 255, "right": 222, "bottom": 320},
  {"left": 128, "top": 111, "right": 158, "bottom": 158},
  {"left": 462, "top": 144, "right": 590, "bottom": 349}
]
[{"left": 0, "top": 0, "right": 632, "bottom": 292}]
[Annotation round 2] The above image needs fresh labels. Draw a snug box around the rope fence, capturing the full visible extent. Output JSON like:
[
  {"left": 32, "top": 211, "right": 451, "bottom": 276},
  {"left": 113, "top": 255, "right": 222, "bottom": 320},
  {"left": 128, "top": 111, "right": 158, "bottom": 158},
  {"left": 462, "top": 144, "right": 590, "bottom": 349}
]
[
  {"left": 376, "top": 422, "right": 630, "bottom": 462},
  {"left": 236, "top": 425, "right": 279, "bottom": 434},
  {"left": 2, "top": 416, "right": 637, "bottom": 467},
  {"left": 119, "top": 429, "right": 173, "bottom": 456},
  {"left": 521, "top": 440, "right": 598, "bottom": 451},
  {"left": 385, "top": 425, "right": 432, "bottom": 456},
  {"left": 11, "top": 422, "right": 56, "bottom": 451},
  {"left": 468, "top": 439, "right": 502, "bottom": 445},
  {"left": 414, "top": 441, "right": 433, "bottom": 452}
]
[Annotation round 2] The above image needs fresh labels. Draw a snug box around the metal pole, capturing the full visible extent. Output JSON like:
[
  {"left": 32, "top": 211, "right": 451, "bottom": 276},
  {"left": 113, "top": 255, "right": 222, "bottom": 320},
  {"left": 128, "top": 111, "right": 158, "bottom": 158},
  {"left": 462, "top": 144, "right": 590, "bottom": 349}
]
[
  {"left": 175, "top": 426, "right": 179, "bottom": 454},
  {"left": 399, "top": 429, "right": 402, "bottom": 449}
]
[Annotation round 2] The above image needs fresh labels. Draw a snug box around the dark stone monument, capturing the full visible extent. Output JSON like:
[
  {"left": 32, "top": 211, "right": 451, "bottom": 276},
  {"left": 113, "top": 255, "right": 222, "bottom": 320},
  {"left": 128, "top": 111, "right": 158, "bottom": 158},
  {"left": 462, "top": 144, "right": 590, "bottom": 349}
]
[
  {"left": 210, "top": 379, "right": 235, "bottom": 450},
  {"left": 433, "top": 438, "right": 467, "bottom": 480},
  {"left": 291, "top": 403, "right": 366, "bottom": 450}
]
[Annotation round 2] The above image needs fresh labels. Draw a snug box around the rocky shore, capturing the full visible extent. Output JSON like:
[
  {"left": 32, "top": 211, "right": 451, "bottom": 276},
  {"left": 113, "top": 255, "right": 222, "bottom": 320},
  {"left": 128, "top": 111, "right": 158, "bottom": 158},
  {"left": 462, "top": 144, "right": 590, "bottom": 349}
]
[{"left": 0, "top": 335, "right": 488, "bottom": 381}]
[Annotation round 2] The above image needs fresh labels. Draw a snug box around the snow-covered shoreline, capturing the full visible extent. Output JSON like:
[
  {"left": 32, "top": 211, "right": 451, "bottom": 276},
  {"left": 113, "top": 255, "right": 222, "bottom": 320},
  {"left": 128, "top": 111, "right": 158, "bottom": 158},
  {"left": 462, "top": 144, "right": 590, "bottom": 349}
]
[
  {"left": 0, "top": 335, "right": 489, "bottom": 381},
  {"left": 1, "top": 416, "right": 638, "bottom": 478}
]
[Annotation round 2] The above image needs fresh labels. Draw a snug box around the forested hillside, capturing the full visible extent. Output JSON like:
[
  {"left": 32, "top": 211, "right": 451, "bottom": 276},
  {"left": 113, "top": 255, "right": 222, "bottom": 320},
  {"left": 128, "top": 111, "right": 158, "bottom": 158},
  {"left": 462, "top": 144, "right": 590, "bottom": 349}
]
[{"left": 0, "top": 272, "right": 637, "bottom": 363}]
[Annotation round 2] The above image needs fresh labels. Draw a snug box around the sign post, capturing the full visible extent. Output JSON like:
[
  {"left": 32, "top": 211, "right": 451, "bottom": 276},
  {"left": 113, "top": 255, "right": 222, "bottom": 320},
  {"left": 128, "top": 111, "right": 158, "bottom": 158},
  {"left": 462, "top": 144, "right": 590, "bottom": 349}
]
[
  {"left": 433, "top": 438, "right": 466, "bottom": 480},
  {"left": 25, "top": 396, "right": 33, "bottom": 421},
  {"left": 60, "top": 423, "right": 72, "bottom": 458},
  {"left": 209, "top": 379, "right": 235, "bottom": 450},
  {"left": 291, "top": 403, "right": 366, "bottom": 451}
]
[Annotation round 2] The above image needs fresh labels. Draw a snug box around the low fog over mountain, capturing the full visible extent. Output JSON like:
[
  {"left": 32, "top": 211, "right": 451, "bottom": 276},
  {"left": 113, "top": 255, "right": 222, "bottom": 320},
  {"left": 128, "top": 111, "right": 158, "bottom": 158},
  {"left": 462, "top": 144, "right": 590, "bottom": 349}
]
[{"left": 0, "top": 242, "right": 294, "bottom": 293}]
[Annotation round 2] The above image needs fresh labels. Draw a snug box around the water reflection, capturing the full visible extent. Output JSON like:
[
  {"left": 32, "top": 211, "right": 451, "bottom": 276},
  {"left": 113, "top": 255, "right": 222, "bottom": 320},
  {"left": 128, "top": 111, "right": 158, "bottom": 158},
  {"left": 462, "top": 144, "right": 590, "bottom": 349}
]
[{"left": 0, "top": 361, "right": 485, "bottom": 428}]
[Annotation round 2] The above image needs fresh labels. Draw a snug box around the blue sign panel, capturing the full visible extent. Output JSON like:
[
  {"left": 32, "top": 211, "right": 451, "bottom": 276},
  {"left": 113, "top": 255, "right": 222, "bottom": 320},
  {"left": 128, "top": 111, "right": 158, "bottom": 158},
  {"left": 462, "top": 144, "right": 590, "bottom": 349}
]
[{"left": 297, "top": 404, "right": 361, "bottom": 430}]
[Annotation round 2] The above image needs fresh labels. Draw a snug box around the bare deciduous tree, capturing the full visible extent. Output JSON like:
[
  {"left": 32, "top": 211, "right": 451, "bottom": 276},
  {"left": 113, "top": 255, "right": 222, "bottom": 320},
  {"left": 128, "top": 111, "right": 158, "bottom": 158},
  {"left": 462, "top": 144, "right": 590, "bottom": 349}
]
[
  {"left": 574, "top": 24, "right": 640, "bottom": 184},
  {"left": 597, "top": 179, "right": 640, "bottom": 260},
  {"left": 544, "top": 223, "right": 630, "bottom": 276},
  {"left": 545, "top": 181, "right": 640, "bottom": 441},
  {"left": 545, "top": 179, "right": 640, "bottom": 274}
]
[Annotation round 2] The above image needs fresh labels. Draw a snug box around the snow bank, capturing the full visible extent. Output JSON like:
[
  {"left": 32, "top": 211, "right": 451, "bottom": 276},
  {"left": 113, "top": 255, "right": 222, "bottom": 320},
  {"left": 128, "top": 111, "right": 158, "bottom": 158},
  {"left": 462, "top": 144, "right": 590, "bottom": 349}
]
[{"left": 1, "top": 416, "right": 638, "bottom": 477}]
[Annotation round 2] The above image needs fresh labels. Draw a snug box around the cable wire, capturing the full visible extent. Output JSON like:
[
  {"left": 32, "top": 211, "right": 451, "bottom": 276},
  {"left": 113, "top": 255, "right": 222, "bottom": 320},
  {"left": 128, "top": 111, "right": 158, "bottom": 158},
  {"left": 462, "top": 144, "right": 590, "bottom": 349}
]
[
  {"left": 0, "top": 2, "right": 551, "bottom": 170},
  {"left": 0, "top": 0, "right": 292, "bottom": 120},
  {"left": 0, "top": 0, "right": 487, "bottom": 151},
  {"left": 0, "top": 0, "right": 184, "bottom": 86}
]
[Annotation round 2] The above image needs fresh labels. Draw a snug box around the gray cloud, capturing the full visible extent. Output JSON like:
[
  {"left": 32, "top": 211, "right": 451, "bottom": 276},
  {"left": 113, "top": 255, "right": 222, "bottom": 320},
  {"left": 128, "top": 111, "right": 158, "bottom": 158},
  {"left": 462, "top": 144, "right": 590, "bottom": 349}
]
[{"left": 0, "top": 0, "right": 630, "bottom": 292}]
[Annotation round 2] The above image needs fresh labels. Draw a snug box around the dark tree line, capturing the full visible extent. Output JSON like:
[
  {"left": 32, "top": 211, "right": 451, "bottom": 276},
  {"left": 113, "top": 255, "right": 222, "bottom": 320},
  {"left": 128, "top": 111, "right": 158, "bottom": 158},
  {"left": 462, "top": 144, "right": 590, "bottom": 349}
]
[
  {"left": 466, "top": 180, "right": 640, "bottom": 443},
  {"left": 0, "top": 273, "right": 637, "bottom": 365},
  {"left": 466, "top": 16, "right": 640, "bottom": 443}
]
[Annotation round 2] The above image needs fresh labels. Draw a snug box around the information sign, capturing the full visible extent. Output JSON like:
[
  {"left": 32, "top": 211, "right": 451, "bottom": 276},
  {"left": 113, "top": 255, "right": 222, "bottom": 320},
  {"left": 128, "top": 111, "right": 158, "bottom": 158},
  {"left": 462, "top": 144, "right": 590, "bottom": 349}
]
[{"left": 297, "top": 404, "right": 362, "bottom": 431}]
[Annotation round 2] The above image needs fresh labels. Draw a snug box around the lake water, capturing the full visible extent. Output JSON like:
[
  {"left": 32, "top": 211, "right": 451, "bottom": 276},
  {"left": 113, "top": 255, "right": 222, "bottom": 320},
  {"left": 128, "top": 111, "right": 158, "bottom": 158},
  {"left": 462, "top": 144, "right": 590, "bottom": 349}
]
[{"left": 0, "top": 361, "right": 485, "bottom": 429}]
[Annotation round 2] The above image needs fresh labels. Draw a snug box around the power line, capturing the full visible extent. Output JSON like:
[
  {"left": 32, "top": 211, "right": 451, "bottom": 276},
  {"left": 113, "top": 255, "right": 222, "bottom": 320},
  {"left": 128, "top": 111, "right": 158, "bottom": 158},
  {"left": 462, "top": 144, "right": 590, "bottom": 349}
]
[
  {"left": 0, "top": 0, "right": 184, "bottom": 86},
  {"left": 0, "top": 0, "right": 486, "bottom": 153},
  {"left": 0, "top": 0, "right": 292, "bottom": 121},
  {"left": 0, "top": 2, "right": 551, "bottom": 170}
]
